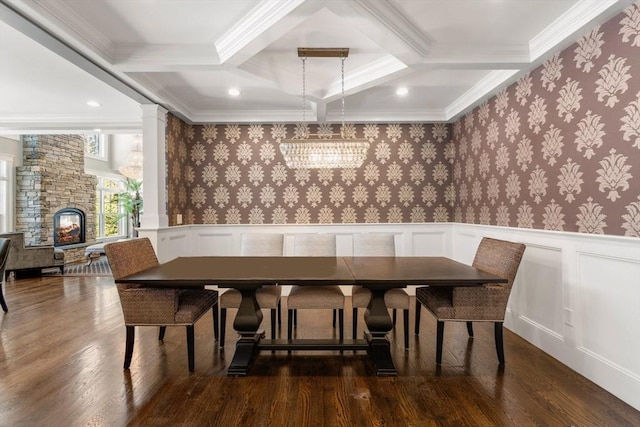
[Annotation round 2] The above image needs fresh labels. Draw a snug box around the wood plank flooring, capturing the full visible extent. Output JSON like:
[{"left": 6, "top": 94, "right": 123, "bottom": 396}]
[{"left": 1, "top": 274, "right": 639, "bottom": 426}]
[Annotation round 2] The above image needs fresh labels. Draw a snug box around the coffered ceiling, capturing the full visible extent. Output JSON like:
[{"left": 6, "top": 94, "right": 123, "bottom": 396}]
[{"left": 0, "top": 0, "right": 632, "bottom": 133}]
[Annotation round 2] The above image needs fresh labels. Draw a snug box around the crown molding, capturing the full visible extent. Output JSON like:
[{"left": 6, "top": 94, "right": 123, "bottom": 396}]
[
  {"left": 445, "top": 69, "right": 519, "bottom": 121},
  {"left": 113, "top": 44, "right": 222, "bottom": 72},
  {"left": 0, "top": 114, "right": 142, "bottom": 133},
  {"left": 4, "top": 0, "right": 115, "bottom": 62},
  {"left": 529, "top": 0, "right": 625, "bottom": 61},
  {"left": 338, "top": 0, "right": 433, "bottom": 59},
  {"left": 327, "top": 109, "right": 449, "bottom": 123},
  {"left": 189, "top": 109, "right": 311, "bottom": 124},
  {"left": 215, "top": 0, "right": 314, "bottom": 65},
  {"left": 1, "top": 2, "right": 157, "bottom": 108},
  {"left": 324, "top": 55, "right": 408, "bottom": 101},
  {"left": 422, "top": 43, "right": 531, "bottom": 68}
]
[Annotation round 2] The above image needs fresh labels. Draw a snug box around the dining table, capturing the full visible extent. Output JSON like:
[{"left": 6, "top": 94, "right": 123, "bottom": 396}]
[{"left": 116, "top": 256, "right": 507, "bottom": 376}]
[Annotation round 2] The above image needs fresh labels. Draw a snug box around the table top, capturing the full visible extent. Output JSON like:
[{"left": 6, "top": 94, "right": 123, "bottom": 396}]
[{"left": 117, "top": 256, "right": 507, "bottom": 289}]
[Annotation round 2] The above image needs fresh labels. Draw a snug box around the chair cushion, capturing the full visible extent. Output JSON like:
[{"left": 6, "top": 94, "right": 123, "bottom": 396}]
[
  {"left": 220, "top": 286, "right": 281, "bottom": 309},
  {"left": 385, "top": 288, "right": 410, "bottom": 309},
  {"left": 175, "top": 289, "right": 218, "bottom": 324},
  {"left": 288, "top": 285, "right": 344, "bottom": 309},
  {"left": 352, "top": 285, "right": 409, "bottom": 309},
  {"left": 351, "top": 285, "right": 370, "bottom": 308},
  {"left": 416, "top": 286, "right": 455, "bottom": 319}
]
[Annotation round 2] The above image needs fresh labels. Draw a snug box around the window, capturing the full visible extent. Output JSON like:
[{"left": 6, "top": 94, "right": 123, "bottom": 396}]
[
  {"left": 0, "top": 156, "right": 13, "bottom": 233},
  {"left": 95, "top": 176, "right": 126, "bottom": 238},
  {"left": 84, "top": 134, "right": 107, "bottom": 160}
]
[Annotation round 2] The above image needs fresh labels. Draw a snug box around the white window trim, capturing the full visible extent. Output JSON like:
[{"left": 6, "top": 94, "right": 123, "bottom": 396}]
[
  {"left": 84, "top": 134, "right": 109, "bottom": 161},
  {"left": 0, "top": 154, "right": 15, "bottom": 232}
]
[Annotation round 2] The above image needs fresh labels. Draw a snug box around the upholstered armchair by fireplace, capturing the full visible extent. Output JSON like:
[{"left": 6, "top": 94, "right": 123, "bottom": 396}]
[{"left": 0, "top": 232, "right": 65, "bottom": 276}]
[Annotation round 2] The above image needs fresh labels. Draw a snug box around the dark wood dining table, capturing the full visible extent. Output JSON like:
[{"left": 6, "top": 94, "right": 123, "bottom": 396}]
[{"left": 117, "top": 256, "right": 507, "bottom": 376}]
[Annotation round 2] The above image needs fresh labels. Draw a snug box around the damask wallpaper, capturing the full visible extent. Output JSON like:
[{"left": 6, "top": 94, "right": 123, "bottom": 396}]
[
  {"left": 452, "top": 3, "right": 639, "bottom": 236},
  {"left": 166, "top": 3, "right": 639, "bottom": 237},
  {"left": 166, "top": 121, "right": 453, "bottom": 225}
]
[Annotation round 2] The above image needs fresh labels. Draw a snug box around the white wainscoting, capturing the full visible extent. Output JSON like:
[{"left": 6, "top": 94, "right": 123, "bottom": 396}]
[{"left": 138, "top": 222, "right": 640, "bottom": 410}]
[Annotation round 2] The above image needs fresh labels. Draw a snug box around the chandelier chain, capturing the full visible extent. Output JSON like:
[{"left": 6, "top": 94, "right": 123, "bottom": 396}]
[
  {"left": 302, "top": 56, "right": 306, "bottom": 127},
  {"left": 341, "top": 55, "right": 345, "bottom": 137}
]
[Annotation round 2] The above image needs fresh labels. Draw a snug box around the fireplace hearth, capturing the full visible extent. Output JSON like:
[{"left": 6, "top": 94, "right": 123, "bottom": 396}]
[{"left": 53, "top": 208, "right": 85, "bottom": 247}]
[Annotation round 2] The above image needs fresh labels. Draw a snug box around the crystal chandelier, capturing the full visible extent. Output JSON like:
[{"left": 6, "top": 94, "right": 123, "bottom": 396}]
[
  {"left": 118, "top": 134, "right": 143, "bottom": 181},
  {"left": 279, "top": 48, "right": 369, "bottom": 169}
]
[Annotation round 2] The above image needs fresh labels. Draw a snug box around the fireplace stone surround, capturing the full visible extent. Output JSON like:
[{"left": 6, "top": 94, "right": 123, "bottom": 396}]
[{"left": 15, "top": 135, "right": 97, "bottom": 262}]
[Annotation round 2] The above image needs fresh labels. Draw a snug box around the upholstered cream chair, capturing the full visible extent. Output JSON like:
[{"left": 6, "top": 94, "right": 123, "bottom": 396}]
[
  {"left": 415, "top": 237, "right": 526, "bottom": 365},
  {"left": 219, "top": 233, "right": 284, "bottom": 348},
  {"left": 351, "top": 233, "right": 410, "bottom": 348},
  {"left": 105, "top": 238, "right": 219, "bottom": 371},
  {"left": 287, "top": 234, "right": 344, "bottom": 340},
  {"left": 0, "top": 238, "right": 10, "bottom": 312}
]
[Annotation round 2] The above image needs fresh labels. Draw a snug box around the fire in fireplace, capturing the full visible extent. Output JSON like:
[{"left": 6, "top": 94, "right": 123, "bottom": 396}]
[{"left": 53, "top": 208, "right": 85, "bottom": 247}]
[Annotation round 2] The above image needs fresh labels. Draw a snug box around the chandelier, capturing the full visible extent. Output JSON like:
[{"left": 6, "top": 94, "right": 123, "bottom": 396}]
[
  {"left": 279, "top": 48, "right": 369, "bottom": 169},
  {"left": 118, "top": 134, "right": 143, "bottom": 181}
]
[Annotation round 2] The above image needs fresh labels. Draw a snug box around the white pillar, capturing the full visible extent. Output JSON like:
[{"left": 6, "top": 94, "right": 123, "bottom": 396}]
[{"left": 139, "top": 104, "right": 169, "bottom": 229}]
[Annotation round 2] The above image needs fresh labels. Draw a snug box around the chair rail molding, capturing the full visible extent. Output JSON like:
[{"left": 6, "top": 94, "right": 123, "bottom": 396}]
[{"left": 138, "top": 222, "right": 640, "bottom": 410}]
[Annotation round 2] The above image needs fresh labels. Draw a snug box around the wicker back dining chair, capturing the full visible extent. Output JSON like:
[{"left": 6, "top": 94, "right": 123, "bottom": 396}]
[
  {"left": 414, "top": 237, "right": 526, "bottom": 365},
  {"left": 105, "top": 238, "right": 219, "bottom": 371},
  {"left": 351, "top": 233, "right": 410, "bottom": 348},
  {"left": 0, "top": 238, "right": 10, "bottom": 312},
  {"left": 287, "top": 234, "right": 345, "bottom": 340},
  {"left": 219, "top": 233, "right": 284, "bottom": 348}
]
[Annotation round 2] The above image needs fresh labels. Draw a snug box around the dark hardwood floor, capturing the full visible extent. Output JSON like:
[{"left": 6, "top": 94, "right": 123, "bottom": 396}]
[{"left": 1, "top": 274, "right": 638, "bottom": 426}]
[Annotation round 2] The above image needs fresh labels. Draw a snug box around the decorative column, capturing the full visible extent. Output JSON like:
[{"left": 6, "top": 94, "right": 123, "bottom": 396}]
[{"left": 139, "top": 104, "right": 169, "bottom": 229}]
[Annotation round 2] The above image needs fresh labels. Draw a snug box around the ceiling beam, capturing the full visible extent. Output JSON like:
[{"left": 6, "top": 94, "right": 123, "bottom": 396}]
[{"left": 0, "top": 1, "right": 156, "bottom": 105}]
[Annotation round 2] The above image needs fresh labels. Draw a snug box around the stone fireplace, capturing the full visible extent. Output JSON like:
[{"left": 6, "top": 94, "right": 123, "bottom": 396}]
[{"left": 15, "top": 135, "right": 97, "bottom": 262}]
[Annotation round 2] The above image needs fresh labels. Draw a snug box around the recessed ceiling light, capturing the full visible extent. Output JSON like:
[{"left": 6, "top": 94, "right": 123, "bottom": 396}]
[
  {"left": 396, "top": 87, "right": 409, "bottom": 96},
  {"left": 228, "top": 88, "right": 240, "bottom": 97},
  {"left": 93, "top": 128, "right": 102, "bottom": 132},
  {"left": 87, "top": 100, "right": 101, "bottom": 107}
]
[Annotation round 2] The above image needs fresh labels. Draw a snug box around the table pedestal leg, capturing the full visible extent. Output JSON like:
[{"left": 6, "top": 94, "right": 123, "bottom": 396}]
[
  {"left": 364, "top": 288, "right": 396, "bottom": 376},
  {"left": 227, "top": 288, "right": 264, "bottom": 376}
]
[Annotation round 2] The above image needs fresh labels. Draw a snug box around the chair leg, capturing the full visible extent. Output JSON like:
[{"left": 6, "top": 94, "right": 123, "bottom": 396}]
[
  {"left": 495, "top": 322, "right": 505, "bottom": 365},
  {"left": 212, "top": 305, "right": 219, "bottom": 341},
  {"left": 338, "top": 309, "right": 344, "bottom": 340},
  {"left": 436, "top": 321, "right": 444, "bottom": 365},
  {"left": 124, "top": 326, "right": 135, "bottom": 370},
  {"left": 220, "top": 308, "right": 227, "bottom": 348},
  {"left": 270, "top": 308, "right": 276, "bottom": 339},
  {"left": 0, "top": 285, "right": 8, "bottom": 312},
  {"left": 414, "top": 298, "right": 421, "bottom": 334},
  {"left": 294, "top": 309, "right": 298, "bottom": 327},
  {"left": 352, "top": 307, "right": 358, "bottom": 339},
  {"left": 466, "top": 321, "right": 474, "bottom": 338},
  {"left": 403, "top": 309, "right": 409, "bottom": 350},
  {"left": 277, "top": 300, "right": 282, "bottom": 326},
  {"left": 186, "top": 325, "right": 195, "bottom": 372},
  {"left": 392, "top": 309, "right": 397, "bottom": 326},
  {"left": 287, "top": 309, "right": 294, "bottom": 340},
  {"left": 332, "top": 309, "right": 337, "bottom": 328},
  {"left": 158, "top": 326, "right": 166, "bottom": 340}
]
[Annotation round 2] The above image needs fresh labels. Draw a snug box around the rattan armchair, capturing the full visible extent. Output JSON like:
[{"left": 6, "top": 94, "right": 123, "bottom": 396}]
[
  {"left": 0, "top": 238, "right": 10, "bottom": 312},
  {"left": 105, "top": 238, "right": 219, "bottom": 371},
  {"left": 415, "top": 237, "right": 526, "bottom": 365}
]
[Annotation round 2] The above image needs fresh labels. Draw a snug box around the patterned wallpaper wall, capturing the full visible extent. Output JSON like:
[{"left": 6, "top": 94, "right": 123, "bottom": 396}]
[
  {"left": 166, "top": 121, "right": 453, "bottom": 225},
  {"left": 452, "top": 3, "right": 639, "bottom": 236},
  {"left": 166, "top": 3, "right": 639, "bottom": 237}
]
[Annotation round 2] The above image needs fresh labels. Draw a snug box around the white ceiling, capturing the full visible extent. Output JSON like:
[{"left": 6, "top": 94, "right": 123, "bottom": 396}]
[{"left": 0, "top": 0, "right": 632, "bottom": 134}]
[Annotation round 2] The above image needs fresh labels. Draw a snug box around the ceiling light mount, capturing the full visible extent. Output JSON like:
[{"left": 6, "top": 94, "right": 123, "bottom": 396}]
[{"left": 297, "top": 47, "right": 349, "bottom": 58}]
